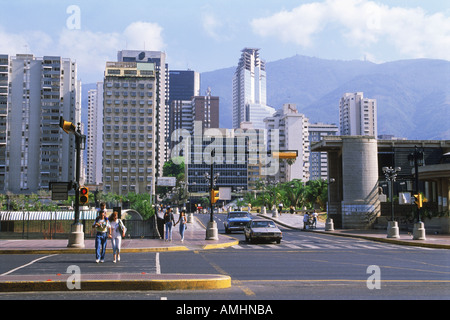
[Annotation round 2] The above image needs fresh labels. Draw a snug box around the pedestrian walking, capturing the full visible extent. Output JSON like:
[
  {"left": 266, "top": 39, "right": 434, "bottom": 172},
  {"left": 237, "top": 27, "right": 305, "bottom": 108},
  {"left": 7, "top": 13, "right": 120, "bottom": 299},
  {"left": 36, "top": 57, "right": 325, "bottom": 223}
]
[
  {"left": 278, "top": 203, "right": 283, "bottom": 215},
  {"left": 303, "top": 212, "right": 309, "bottom": 230},
  {"left": 311, "top": 210, "right": 318, "bottom": 228},
  {"left": 92, "top": 209, "right": 111, "bottom": 263},
  {"left": 289, "top": 205, "right": 295, "bottom": 214},
  {"left": 109, "top": 211, "right": 125, "bottom": 263},
  {"left": 175, "top": 209, "right": 187, "bottom": 242},
  {"left": 164, "top": 207, "right": 175, "bottom": 241}
]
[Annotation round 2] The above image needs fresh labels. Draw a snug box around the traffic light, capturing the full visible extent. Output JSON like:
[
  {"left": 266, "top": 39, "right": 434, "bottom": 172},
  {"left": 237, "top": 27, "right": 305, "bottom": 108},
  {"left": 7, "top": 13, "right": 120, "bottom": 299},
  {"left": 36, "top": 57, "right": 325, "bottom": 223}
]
[
  {"left": 59, "top": 116, "right": 76, "bottom": 134},
  {"left": 413, "top": 193, "right": 423, "bottom": 208},
  {"left": 211, "top": 189, "right": 219, "bottom": 204},
  {"left": 79, "top": 187, "right": 89, "bottom": 205},
  {"left": 272, "top": 150, "right": 298, "bottom": 160}
]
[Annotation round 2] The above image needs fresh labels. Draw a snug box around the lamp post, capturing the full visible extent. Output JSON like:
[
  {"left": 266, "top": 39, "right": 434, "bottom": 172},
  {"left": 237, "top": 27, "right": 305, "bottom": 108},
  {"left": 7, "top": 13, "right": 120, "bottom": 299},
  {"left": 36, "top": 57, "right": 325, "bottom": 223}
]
[
  {"left": 383, "top": 167, "right": 401, "bottom": 238},
  {"left": 59, "top": 117, "right": 86, "bottom": 248},
  {"left": 408, "top": 146, "right": 426, "bottom": 240}
]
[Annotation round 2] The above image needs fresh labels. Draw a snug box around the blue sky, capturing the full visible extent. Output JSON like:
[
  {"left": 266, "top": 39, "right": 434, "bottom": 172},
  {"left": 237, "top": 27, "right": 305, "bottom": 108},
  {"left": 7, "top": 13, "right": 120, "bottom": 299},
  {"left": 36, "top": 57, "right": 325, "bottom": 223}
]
[{"left": 1, "top": 0, "right": 449, "bottom": 83}]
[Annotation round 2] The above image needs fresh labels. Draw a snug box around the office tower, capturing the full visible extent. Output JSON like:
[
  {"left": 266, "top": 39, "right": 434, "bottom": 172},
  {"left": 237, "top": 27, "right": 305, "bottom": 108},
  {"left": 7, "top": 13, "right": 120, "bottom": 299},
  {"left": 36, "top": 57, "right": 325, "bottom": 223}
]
[
  {"left": 308, "top": 122, "right": 338, "bottom": 180},
  {"left": 264, "top": 104, "right": 310, "bottom": 183},
  {"left": 117, "top": 50, "right": 169, "bottom": 176},
  {"left": 192, "top": 89, "right": 219, "bottom": 130},
  {"left": 339, "top": 92, "right": 377, "bottom": 137},
  {"left": 168, "top": 70, "right": 201, "bottom": 146},
  {"left": 170, "top": 88, "right": 219, "bottom": 151},
  {"left": 187, "top": 128, "right": 248, "bottom": 194},
  {"left": 86, "top": 82, "right": 103, "bottom": 185},
  {"left": 102, "top": 61, "right": 157, "bottom": 194},
  {"left": 168, "top": 70, "right": 200, "bottom": 104},
  {"left": 232, "top": 48, "right": 275, "bottom": 129},
  {"left": 0, "top": 54, "right": 81, "bottom": 193}
]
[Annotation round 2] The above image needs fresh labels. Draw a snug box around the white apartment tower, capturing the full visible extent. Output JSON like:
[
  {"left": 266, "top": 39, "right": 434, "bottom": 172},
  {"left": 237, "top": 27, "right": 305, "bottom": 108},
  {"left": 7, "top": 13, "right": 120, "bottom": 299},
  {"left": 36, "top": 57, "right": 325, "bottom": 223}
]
[
  {"left": 86, "top": 82, "right": 103, "bottom": 185},
  {"left": 339, "top": 92, "right": 377, "bottom": 137},
  {"left": 308, "top": 122, "right": 338, "bottom": 180},
  {"left": 264, "top": 104, "right": 310, "bottom": 183},
  {"left": 0, "top": 54, "right": 81, "bottom": 193},
  {"left": 232, "top": 48, "right": 275, "bottom": 129}
]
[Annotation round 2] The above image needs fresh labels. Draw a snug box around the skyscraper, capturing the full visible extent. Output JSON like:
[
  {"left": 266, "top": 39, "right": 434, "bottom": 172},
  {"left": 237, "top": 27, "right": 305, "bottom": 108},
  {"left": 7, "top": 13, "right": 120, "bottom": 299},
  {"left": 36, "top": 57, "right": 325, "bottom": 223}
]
[
  {"left": 86, "top": 82, "right": 103, "bottom": 185},
  {"left": 232, "top": 48, "right": 275, "bottom": 129},
  {"left": 0, "top": 54, "right": 81, "bottom": 193},
  {"left": 117, "top": 50, "right": 169, "bottom": 175},
  {"left": 102, "top": 60, "right": 157, "bottom": 194},
  {"left": 339, "top": 92, "right": 377, "bottom": 137}
]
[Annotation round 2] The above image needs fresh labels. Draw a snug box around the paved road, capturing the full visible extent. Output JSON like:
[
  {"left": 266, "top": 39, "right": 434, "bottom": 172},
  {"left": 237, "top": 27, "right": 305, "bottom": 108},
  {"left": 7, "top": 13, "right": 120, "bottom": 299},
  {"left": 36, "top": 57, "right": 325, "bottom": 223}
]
[{"left": 2, "top": 216, "right": 449, "bottom": 300}]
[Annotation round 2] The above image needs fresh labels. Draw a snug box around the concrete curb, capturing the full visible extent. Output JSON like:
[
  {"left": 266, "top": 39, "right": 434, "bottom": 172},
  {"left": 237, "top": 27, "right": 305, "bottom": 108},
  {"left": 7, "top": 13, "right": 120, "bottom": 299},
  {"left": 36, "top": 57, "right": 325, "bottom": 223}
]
[{"left": 0, "top": 273, "right": 232, "bottom": 292}]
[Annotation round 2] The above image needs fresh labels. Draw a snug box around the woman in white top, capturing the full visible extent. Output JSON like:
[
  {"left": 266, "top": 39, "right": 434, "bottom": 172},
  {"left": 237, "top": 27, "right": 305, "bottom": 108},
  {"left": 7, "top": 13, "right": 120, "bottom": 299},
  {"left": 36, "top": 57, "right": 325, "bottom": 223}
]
[
  {"left": 109, "top": 211, "right": 125, "bottom": 263},
  {"left": 175, "top": 210, "right": 187, "bottom": 242}
]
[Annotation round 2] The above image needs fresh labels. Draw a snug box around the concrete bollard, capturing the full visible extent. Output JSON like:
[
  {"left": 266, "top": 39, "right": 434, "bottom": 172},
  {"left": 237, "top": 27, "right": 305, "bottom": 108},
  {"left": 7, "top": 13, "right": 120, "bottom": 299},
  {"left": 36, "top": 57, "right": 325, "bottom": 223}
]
[
  {"left": 413, "top": 222, "right": 426, "bottom": 240},
  {"left": 387, "top": 221, "right": 400, "bottom": 238}
]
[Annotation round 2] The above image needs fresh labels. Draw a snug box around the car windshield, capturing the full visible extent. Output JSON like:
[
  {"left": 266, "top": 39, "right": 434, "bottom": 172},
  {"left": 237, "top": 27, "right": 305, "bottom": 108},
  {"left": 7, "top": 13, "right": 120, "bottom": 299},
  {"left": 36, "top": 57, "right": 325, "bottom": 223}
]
[
  {"left": 229, "top": 213, "right": 248, "bottom": 218},
  {"left": 252, "top": 221, "right": 276, "bottom": 228}
]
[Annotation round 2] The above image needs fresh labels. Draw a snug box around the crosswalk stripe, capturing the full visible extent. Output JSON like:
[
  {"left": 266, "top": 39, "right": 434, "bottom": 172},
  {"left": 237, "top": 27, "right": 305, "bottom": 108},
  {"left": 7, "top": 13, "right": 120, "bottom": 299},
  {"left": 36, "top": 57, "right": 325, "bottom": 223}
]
[{"left": 228, "top": 242, "right": 435, "bottom": 251}]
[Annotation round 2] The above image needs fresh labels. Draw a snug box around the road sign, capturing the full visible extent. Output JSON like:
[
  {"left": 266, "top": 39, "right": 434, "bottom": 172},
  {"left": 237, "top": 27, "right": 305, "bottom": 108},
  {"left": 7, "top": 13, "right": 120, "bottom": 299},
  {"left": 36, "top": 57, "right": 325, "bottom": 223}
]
[
  {"left": 49, "top": 182, "right": 72, "bottom": 201},
  {"left": 157, "top": 177, "right": 177, "bottom": 187}
]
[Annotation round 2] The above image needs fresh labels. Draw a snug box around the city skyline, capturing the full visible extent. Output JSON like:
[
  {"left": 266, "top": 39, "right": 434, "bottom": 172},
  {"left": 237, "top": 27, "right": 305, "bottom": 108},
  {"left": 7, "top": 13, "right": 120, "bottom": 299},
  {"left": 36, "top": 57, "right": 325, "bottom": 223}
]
[{"left": 0, "top": 1, "right": 449, "bottom": 83}]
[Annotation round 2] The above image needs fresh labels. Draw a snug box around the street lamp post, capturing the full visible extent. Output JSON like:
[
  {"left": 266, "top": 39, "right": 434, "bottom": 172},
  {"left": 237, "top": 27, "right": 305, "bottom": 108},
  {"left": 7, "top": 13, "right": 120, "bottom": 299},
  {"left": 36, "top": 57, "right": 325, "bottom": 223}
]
[
  {"left": 408, "top": 146, "right": 426, "bottom": 240},
  {"left": 383, "top": 167, "right": 401, "bottom": 238},
  {"left": 60, "top": 117, "right": 86, "bottom": 248}
]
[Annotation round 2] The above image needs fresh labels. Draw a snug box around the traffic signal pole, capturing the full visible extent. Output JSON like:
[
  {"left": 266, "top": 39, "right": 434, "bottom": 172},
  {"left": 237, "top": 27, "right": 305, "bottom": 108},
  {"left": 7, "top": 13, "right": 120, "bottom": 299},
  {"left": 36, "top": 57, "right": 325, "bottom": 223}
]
[{"left": 60, "top": 117, "right": 86, "bottom": 248}]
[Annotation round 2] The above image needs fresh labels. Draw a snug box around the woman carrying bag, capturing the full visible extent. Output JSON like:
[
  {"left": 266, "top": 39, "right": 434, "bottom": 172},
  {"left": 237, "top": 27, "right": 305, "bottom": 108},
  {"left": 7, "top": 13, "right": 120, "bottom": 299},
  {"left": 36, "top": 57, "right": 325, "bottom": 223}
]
[{"left": 109, "top": 211, "right": 126, "bottom": 263}]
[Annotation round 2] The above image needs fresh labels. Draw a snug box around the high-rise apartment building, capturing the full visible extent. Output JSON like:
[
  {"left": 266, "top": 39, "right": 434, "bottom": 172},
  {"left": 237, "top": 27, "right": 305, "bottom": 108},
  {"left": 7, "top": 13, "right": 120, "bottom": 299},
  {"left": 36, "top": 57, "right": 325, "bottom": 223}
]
[
  {"left": 86, "top": 82, "right": 103, "bottom": 185},
  {"left": 264, "top": 104, "right": 310, "bottom": 183},
  {"left": 232, "top": 48, "right": 275, "bottom": 129},
  {"left": 339, "top": 92, "right": 377, "bottom": 137},
  {"left": 0, "top": 54, "right": 81, "bottom": 193},
  {"left": 117, "top": 50, "right": 169, "bottom": 175},
  {"left": 102, "top": 61, "right": 157, "bottom": 194},
  {"left": 308, "top": 122, "right": 338, "bottom": 180}
]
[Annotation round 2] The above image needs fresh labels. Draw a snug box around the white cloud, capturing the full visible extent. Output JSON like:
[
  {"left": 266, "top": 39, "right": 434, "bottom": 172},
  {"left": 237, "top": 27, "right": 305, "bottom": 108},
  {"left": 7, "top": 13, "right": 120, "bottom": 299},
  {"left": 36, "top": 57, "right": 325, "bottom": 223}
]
[
  {"left": 0, "top": 21, "right": 166, "bottom": 82},
  {"left": 251, "top": 0, "right": 450, "bottom": 61}
]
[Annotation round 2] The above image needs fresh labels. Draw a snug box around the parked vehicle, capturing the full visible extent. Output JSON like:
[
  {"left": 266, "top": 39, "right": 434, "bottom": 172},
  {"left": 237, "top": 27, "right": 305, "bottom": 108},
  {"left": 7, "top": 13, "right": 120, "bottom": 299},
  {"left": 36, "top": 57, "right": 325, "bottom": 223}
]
[
  {"left": 224, "top": 211, "right": 252, "bottom": 233},
  {"left": 244, "top": 219, "right": 282, "bottom": 244}
]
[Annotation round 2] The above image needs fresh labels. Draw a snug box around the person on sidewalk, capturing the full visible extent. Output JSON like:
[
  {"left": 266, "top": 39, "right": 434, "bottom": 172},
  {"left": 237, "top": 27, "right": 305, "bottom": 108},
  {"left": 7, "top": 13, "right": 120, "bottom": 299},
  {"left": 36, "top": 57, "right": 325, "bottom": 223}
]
[
  {"left": 109, "top": 211, "right": 125, "bottom": 263},
  {"left": 311, "top": 210, "right": 318, "bottom": 229},
  {"left": 303, "top": 212, "right": 309, "bottom": 230},
  {"left": 164, "top": 207, "right": 175, "bottom": 241},
  {"left": 175, "top": 209, "right": 187, "bottom": 242},
  {"left": 92, "top": 209, "right": 111, "bottom": 263}
]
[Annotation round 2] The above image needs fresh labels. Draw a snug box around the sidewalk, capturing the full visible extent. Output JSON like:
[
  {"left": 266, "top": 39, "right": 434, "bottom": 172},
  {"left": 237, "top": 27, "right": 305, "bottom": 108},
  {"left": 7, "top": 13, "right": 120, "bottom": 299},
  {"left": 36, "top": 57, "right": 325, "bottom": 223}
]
[
  {"left": 0, "top": 216, "right": 238, "bottom": 255},
  {"left": 257, "top": 212, "right": 450, "bottom": 250}
]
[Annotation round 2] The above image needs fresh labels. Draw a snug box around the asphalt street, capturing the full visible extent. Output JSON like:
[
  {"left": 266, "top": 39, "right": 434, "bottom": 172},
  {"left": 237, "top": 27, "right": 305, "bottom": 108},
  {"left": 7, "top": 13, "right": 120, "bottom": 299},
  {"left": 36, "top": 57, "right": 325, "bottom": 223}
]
[{"left": 1, "top": 214, "right": 449, "bottom": 300}]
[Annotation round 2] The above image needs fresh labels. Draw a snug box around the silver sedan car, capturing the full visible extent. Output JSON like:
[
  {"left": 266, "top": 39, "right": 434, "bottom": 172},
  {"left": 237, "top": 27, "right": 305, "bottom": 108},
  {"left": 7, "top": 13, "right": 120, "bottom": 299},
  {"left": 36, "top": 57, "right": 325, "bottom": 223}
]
[{"left": 244, "top": 219, "right": 282, "bottom": 244}]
